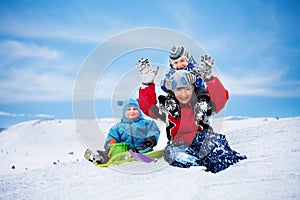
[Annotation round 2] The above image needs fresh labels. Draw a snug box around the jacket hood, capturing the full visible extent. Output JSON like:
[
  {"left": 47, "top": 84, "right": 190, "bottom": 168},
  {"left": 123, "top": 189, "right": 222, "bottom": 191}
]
[{"left": 121, "top": 98, "right": 144, "bottom": 122}]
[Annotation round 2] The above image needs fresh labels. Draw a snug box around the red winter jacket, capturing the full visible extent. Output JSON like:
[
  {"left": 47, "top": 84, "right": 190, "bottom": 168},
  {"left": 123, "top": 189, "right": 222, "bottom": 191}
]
[
  {"left": 138, "top": 77, "right": 229, "bottom": 145},
  {"left": 138, "top": 84, "right": 200, "bottom": 144},
  {"left": 206, "top": 77, "right": 229, "bottom": 113}
]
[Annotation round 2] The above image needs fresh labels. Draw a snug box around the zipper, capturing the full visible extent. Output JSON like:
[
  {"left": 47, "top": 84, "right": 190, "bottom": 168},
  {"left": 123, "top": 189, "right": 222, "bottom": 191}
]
[{"left": 130, "top": 119, "right": 135, "bottom": 148}]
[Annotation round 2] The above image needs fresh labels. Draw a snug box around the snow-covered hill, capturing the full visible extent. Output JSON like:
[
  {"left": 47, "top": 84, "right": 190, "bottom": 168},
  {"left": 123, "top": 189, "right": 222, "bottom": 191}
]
[{"left": 0, "top": 117, "right": 299, "bottom": 199}]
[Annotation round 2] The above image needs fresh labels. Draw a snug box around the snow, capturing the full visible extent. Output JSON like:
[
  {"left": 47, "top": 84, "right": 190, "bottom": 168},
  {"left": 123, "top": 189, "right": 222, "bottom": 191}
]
[{"left": 0, "top": 116, "right": 300, "bottom": 199}]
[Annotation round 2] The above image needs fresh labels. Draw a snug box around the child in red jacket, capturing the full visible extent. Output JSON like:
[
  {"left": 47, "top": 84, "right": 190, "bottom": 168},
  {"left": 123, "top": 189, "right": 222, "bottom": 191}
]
[
  {"left": 158, "top": 46, "right": 228, "bottom": 129},
  {"left": 136, "top": 58, "right": 246, "bottom": 173}
]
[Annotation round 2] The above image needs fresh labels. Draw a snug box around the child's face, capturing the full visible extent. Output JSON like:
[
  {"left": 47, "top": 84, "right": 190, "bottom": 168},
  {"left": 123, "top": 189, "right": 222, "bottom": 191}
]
[
  {"left": 125, "top": 106, "right": 140, "bottom": 119},
  {"left": 172, "top": 57, "right": 188, "bottom": 69},
  {"left": 173, "top": 87, "right": 194, "bottom": 105}
]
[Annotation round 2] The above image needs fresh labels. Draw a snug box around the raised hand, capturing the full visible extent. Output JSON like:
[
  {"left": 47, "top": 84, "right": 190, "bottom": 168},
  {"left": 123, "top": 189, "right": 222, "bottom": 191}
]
[
  {"left": 193, "top": 55, "right": 214, "bottom": 81},
  {"left": 136, "top": 58, "right": 159, "bottom": 85}
]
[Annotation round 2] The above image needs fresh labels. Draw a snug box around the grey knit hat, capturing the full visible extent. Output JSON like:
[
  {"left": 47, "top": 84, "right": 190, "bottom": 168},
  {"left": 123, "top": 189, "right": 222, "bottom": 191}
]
[
  {"left": 165, "top": 70, "right": 196, "bottom": 91},
  {"left": 169, "top": 46, "right": 190, "bottom": 61}
]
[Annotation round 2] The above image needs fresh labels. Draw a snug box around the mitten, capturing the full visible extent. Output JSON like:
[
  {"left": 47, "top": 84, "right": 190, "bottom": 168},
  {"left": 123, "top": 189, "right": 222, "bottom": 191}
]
[
  {"left": 144, "top": 137, "right": 156, "bottom": 148},
  {"left": 158, "top": 95, "right": 167, "bottom": 105},
  {"left": 194, "top": 98, "right": 211, "bottom": 128},
  {"left": 131, "top": 137, "right": 156, "bottom": 153},
  {"left": 136, "top": 58, "right": 159, "bottom": 85},
  {"left": 193, "top": 55, "right": 214, "bottom": 81},
  {"left": 165, "top": 93, "right": 180, "bottom": 119}
]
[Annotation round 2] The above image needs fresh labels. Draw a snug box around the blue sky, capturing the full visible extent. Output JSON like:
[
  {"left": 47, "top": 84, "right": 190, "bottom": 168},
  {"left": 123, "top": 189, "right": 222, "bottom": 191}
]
[{"left": 0, "top": 0, "right": 299, "bottom": 127}]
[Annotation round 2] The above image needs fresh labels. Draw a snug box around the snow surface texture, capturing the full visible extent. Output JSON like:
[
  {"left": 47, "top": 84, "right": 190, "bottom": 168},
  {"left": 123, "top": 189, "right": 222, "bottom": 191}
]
[{"left": 0, "top": 117, "right": 299, "bottom": 199}]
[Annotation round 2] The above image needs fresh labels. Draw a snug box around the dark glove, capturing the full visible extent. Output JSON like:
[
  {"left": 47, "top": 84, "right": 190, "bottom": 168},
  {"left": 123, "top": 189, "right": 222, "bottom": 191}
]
[
  {"left": 194, "top": 98, "right": 212, "bottom": 127},
  {"left": 158, "top": 95, "right": 167, "bottom": 105},
  {"left": 144, "top": 137, "right": 156, "bottom": 148},
  {"left": 130, "top": 137, "right": 156, "bottom": 153},
  {"left": 129, "top": 148, "right": 140, "bottom": 153}
]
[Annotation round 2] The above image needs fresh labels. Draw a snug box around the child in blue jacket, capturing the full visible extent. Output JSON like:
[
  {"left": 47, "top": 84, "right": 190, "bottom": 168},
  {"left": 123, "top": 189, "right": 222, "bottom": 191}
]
[
  {"left": 159, "top": 46, "right": 213, "bottom": 128},
  {"left": 85, "top": 98, "right": 160, "bottom": 164}
]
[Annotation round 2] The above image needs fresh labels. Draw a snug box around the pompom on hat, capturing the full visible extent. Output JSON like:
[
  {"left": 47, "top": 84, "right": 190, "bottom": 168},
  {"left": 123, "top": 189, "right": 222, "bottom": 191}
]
[{"left": 165, "top": 70, "right": 196, "bottom": 91}]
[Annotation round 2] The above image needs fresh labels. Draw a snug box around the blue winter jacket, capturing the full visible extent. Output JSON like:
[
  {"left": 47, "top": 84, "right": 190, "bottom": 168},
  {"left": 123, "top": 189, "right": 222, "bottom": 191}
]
[
  {"left": 161, "top": 56, "right": 205, "bottom": 93},
  {"left": 104, "top": 99, "right": 160, "bottom": 150}
]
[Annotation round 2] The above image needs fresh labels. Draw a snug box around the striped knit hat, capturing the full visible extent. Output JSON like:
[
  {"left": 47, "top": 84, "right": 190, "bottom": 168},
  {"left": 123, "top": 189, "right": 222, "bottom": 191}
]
[
  {"left": 169, "top": 46, "right": 190, "bottom": 61},
  {"left": 166, "top": 70, "right": 196, "bottom": 91}
]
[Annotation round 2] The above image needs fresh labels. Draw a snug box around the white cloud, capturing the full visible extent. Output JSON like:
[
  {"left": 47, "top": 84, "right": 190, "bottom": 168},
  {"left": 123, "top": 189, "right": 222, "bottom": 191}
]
[
  {"left": 0, "top": 111, "right": 17, "bottom": 117},
  {"left": 0, "top": 40, "right": 60, "bottom": 60},
  {"left": 0, "top": 68, "right": 74, "bottom": 102},
  {"left": 29, "top": 114, "right": 55, "bottom": 118},
  {"left": 221, "top": 69, "right": 300, "bottom": 97},
  {"left": 0, "top": 5, "right": 130, "bottom": 43},
  {"left": 0, "top": 39, "right": 78, "bottom": 102},
  {"left": 0, "top": 111, "right": 54, "bottom": 118}
]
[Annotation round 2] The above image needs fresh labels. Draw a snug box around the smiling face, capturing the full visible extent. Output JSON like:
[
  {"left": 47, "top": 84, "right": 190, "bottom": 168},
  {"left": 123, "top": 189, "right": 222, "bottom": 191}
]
[
  {"left": 173, "top": 86, "right": 194, "bottom": 105},
  {"left": 171, "top": 57, "right": 189, "bottom": 69},
  {"left": 125, "top": 106, "right": 140, "bottom": 120}
]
